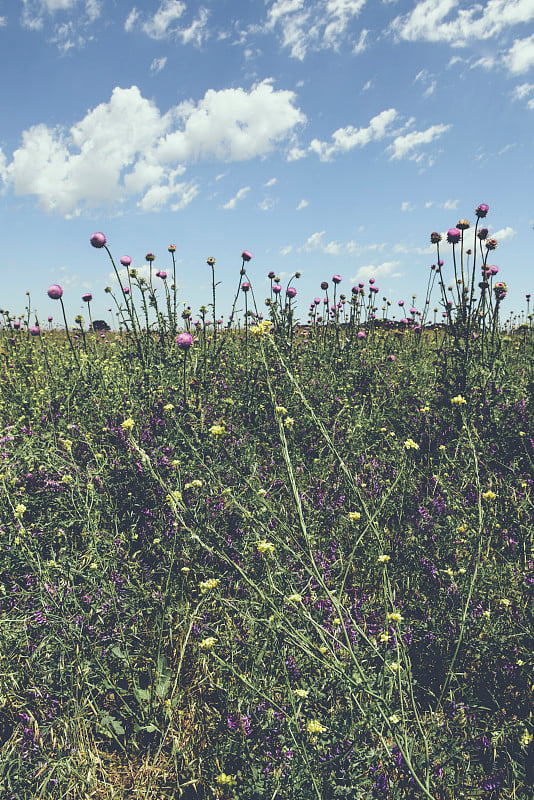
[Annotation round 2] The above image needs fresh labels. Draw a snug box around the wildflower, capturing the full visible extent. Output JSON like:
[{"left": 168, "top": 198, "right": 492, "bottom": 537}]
[
  {"left": 166, "top": 490, "right": 182, "bottom": 505},
  {"left": 377, "top": 554, "right": 390, "bottom": 564},
  {"left": 430, "top": 232, "right": 442, "bottom": 243},
  {"left": 176, "top": 332, "right": 194, "bottom": 350},
  {"left": 332, "top": 274, "right": 342, "bottom": 284},
  {"left": 389, "top": 661, "right": 401, "bottom": 672},
  {"left": 447, "top": 228, "right": 461, "bottom": 244},
  {"left": 47, "top": 284, "right": 63, "bottom": 300},
  {"left": 206, "top": 256, "right": 215, "bottom": 266},
  {"left": 257, "top": 540, "right": 275, "bottom": 555},
  {"left": 294, "top": 688, "right": 309, "bottom": 698},
  {"left": 284, "top": 417, "right": 295, "bottom": 429},
  {"left": 145, "top": 252, "right": 155, "bottom": 262},
  {"left": 419, "top": 406, "right": 430, "bottom": 413},
  {"left": 439, "top": 444, "right": 446, "bottom": 451},
  {"left": 388, "top": 714, "right": 400, "bottom": 724},
  {"left": 379, "top": 633, "right": 390, "bottom": 642},
  {"left": 485, "top": 238, "right": 498, "bottom": 250},
  {"left": 121, "top": 418, "right": 135, "bottom": 432},
  {"left": 318, "top": 645, "right": 328, "bottom": 654},
  {"left": 457, "top": 219, "right": 470, "bottom": 230},
  {"left": 499, "top": 598, "right": 511, "bottom": 607},
  {"left": 348, "top": 511, "right": 361, "bottom": 521},
  {"left": 14, "top": 503, "right": 26, "bottom": 518},
  {"left": 451, "top": 395, "right": 467, "bottom": 405},
  {"left": 387, "top": 611, "right": 403, "bottom": 623},
  {"left": 404, "top": 438, "right": 419, "bottom": 450},
  {"left": 199, "top": 578, "right": 219, "bottom": 593},
  {"left": 307, "top": 719, "right": 325, "bottom": 735},
  {"left": 520, "top": 730, "right": 533, "bottom": 747},
  {"left": 482, "top": 490, "right": 496, "bottom": 502},
  {"left": 215, "top": 773, "right": 237, "bottom": 786},
  {"left": 476, "top": 203, "right": 489, "bottom": 218},
  {"left": 191, "top": 479, "right": 202, "bottom": 487},
  {"left": 209, "top": 424, "right": 226, "bottom": 437},
  {"left": 287, "top": 593, "right": 303, "bottom": 603},
  {"left": 90, "top": 232, "right": 107, "bottom": 248},
  {"left": 241, "top": 250, "right": 252, "bottom": 262},
  {"left": 275, "top": 406, "right": 288, "bottom": 416},
  {"left": 199, "top": 637, "right": 217, "bottom": 650},
  {"left": 163, "top": 403, "right": 174, "bottom": 411},
  {"left": 286, "top": 287, "right": 297, "bottom": 298}
]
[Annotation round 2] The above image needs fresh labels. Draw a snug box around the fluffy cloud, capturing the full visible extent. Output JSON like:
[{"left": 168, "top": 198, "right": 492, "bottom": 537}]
[
  {"left": 351, "top": 260, "right": 402, "bottom": 282},
  {"left": 21, "top": 0, "right": 101, "bottom": 40},
  {"left": 504, "top": 34, "right": 534, "bottom": 74},
  {"left": 4, "top": 81, "right": 305, "bottom": 216},
  {"left": 390, "top": 0, "right": 534, "bottom": 48},
  {"left": 388, "top": 123, "right": 451, "bottom": 161},
  {"left": 263, "top": 0, "right": 368, "bottom": 59},
  {"left": 150, "top": 56, "right": 168, "bottom": 74},
  {"left": 222, "top": 186, "right": 251, "bottom": 210},
  {"left": 309, "top": 108, "right": 398, "bottom": 160},
  {"left": 125, "top": 1, "right": 209, "bottom": 45}
]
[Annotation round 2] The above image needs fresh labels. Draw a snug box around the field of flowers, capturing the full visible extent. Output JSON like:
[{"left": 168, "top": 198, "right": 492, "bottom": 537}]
[{"left": 0, "top": 206, "right": 533, "bottom": 799}]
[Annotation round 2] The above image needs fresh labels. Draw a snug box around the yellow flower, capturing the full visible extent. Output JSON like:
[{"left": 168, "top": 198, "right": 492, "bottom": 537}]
[
  {"left": 379, "top": 633, "right": 390, "bottom": 643},
  {"left": 275, "top": 406, "right": 288, "bottom": 416},
  {"left": 389, "top": 661, "right": 401, "bottom": 672},
  {"left": 287, "top": 593, "right": 303, "bottom": 603},
  {"left": 163, "top": 403, "right": 174, "bottom": 411},
  {"left": 191, "top": 479, "right": 203, "bottom": 487},
  {"left": 284, "top": 417, "right": 295, "bottom": 429},
  {"left": 451, "top": 395, "right": 467, "bottom": 405},
  {"left": 419, "top": 406, "right": 430, "bottom": 413},
  {"left": 257, "top": 540, "right": 275, "bottom": 555},
  {"left": 209, "top": 424, "right": 226, "bottom": 437},
  {"left": 215, "top": 773, "right": 237, "bottom": 786},
  {"left": 520, "top": 730, "right": 533, "bottom": 747},
  {"left": 199, "top": 637, "right": 216, "bottom": 650},
  {"left": 377, "top": 554, "right": 390, "bottom": 564},
  {"left": 294, "top": 689, "right": 309, "bottom": 699},
  {"left": 482, "top": 490, "right": 496, "bottom": 501},
  {"left": 166, "top": 490, "right": 182, "bottom": 505},
  {"left": 121, "top": 418, "right": 135, "bottom": 431},
  {"left": 306, "top": 719, "right": 325, "bottom": 735},
  {"left": 439, "top": 444, "right": 446, "bottom": 451},
  {"left": 199, "top": 578, "right": 219, "bottom": 593},
  {"left": 348, "top": 511, "right": 361, "bottom": 521},
  {"left": 388, "top": 714, "right": 400, "bottom": 724},
  {"left": 387, "top": 611, "right": 403, "bottom": 623},
  {"left": 14, "top": 503, "right": 26, "bottom": 518},
  {"left": 404, "top": 438, "right": 419, "bottom": 450}
]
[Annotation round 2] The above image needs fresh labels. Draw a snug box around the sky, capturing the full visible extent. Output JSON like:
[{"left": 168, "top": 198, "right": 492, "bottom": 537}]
[{"left": 1, "top": 0, "right": 533, "bottom": 328}]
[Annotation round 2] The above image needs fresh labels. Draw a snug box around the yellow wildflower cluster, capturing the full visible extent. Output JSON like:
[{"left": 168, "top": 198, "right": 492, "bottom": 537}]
[
  {"left": 387, "top": 611, "right": 403, "bottom": 623},
  {"left": 257, "top": 540, "right": 275, "bottom": 555},
  {"left": 199, "top": 637, "right": 217, "bottom": 650},
  {"left": 199, "top": 578, "right": 219, "bottom": 593},
  {"left": 307, "top": 719, "right": 325, "bottom": 735},
  {"left": 377, "top": 554, "right": 390, "bottom": 564},
  {"left": 209, "top": 424, "right": 226, "bottom": 437},
  {"left": 294, "top": 688, "right": 309, "bottom": 699},
  {"left": 215, "top": 773, "right": 237, "bottom": 786},
  {"left": 165, "top": 490, "right": 182, "bottom": 505},
  {"left": 121, "top": 418, "right": 135, "bottom": 431},
  {"left": 348, "top": 511, "right": 361, "bottom": 521},
  {"left": 287, "top": 593, "right": 303, "bottom": 603},
  {"left": 404, "top": 438, "right": 419, "bottom": 450},
  {"left": 451, "top": 395, "right": 467, "bottom": 405},
  {"left": 482, "top": 490, "right": 497, "bottom": 502},
  {"left": 14, "top": 503, "right": 26, "bottom": 519},
  {"left": 249, "top": 320, "right": 272, "bottom": 337}
]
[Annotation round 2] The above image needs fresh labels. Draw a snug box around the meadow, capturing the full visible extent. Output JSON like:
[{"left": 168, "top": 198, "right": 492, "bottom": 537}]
[{"left": 0, "top": 206, "right": 533, "bottom": 799}]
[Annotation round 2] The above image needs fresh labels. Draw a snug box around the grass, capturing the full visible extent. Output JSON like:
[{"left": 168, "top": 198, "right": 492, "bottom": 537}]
[{"left": 0, "top": 216, "right": 533, "bottom": 799}]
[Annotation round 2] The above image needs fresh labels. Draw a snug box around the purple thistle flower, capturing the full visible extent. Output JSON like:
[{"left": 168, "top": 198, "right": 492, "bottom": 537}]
[
  {"left": 286, "top": 287, "right": 297, "bottom": 298},
  {"left": 332, "top": 274, "right": 342, "bottom": 284},
  {"left": 176, "top": 332, "right": 194, "bottom": 349},
  {"left": 82, "top": 293, "right": 93, "bottom": 302},
  {"left": 475, "top": 203, "right": 489, "bottom": 218},
  {"left": 241, "top": 250, "right": 252, "bottom": 262},
  {"left": 47, "top": 284, "right": 63, "bottom": 300},
  {"left": 447, "top": 228, "right": 461, "bottom": 244},
  {"left": 90, "top": 232, "right": 107, "bottom": 248},
  {"left": 120, "top": 255, "right": 132, "bottom": 266}
]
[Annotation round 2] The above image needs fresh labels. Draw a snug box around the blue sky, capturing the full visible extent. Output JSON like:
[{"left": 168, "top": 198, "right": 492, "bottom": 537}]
[{"left": 1, "top": 0, "right": 533, "bottom": 327}]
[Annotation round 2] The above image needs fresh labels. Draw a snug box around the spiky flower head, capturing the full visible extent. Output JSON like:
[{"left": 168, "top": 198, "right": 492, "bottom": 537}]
[
  {"left": 168, "top": 244, "right": 177, "bottom": 252},
  {"left": 457, "top": 219, "right": 470, "bottom": 230},
  {"left": 430, "top": 232, "right": 442, "bottom": 244},
  {"left": 47, "top": 284, "right": 63, "bottom": 300},
  {"left": 475, "top": 203, "right": 489, "bottom": 218},
  {"left": 447, "top": 228, "right": 461, "bottom": 244},
  {"left": 485, "top": 238, "right": 498, "bottom": 250},
  {"left": 241, "top": 250, "right": 252, "bottom": 262},
  {"left": 176, "top": 332, "right": 194, "bottom": 349},
  {"left": 82, "top": 293, "right": 92, "bottom": 302},
  {"left": 206, "top": 256, "right": 215, "bottom": 266},
  {"left": 90, "top": 232, "right": 106, "bottom": 248}
]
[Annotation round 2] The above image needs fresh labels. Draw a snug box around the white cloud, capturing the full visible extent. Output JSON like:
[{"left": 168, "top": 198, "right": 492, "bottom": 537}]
[
  {"left": 491, "top": 226, "right": 515, "bottom": 241},
  {"left": 178, "top": 7, "right": 209, "bottom": 46},
  {"left": 351, "top": 260, "right": 402, "bottom": 281},
  {"left": 259, "top": 196, "right": 277, "bottom": 211},
  {"left": 4, "top": 81, "right": 305, "bottom": 216},
  {"left": 264, "top": 177, "right": 277, "bottom": 186},
  {"left": 390, "top": 0, "right": 534, "bottom": 48},
  {"left": 141, "top": 0, "right": 186, "bottom": 39},
  {"left": 353, "top": 28, "right": 369, "bottom": 52},
  {"left": 0, "top": 16, "right": 6, "bottom": 26},
  {"left": 21, "top": 0, "right": 101, "bottom": 45},
  {"left": 388, "top": 123, "right": 451, "bottom": 161},
  {"left": 280, "top": 245, "right": 293, "bottom": 256},
  {"left": 309, "top": 108, "right": 398, "bottom": 160},
  {"left": 299, "top": 230, "right": 350, "bottom": 255},
  {"left": 222, "top": 186, "right": 250, "bottom": 210},
  {"left": 512, "top": 83, "right": 534, "bottom": 100},
  {"left": 124, "top": 8, "right": 139, "bottom": 32},
  {"left": 401, "top": 201, "right": 415, "bottom": 212},
  {"left": 263, "top": 0, "right": 368, "bottom": 59},
  {"left": 150, "top": 56, "right": 168, "bottom": 74},
  {"left": 504, "top": 34, "right": 534, "bottom": 74},
  {"left": 296, "top": 198, "right": 309, "bottom": 210}
]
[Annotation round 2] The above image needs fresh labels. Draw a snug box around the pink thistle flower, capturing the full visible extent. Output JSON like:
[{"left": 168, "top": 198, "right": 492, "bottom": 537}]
[
  {"left": 90, "top": 232, "right": 107, "bottom": 248},
  {"left": 286, "top": 287, "right": 297, "bottom": 298},
  {"left": 145, "top": 252, "right": 156, "bottom": 262},
  {"left": 30, "top": 326, "right": 41, "bottom": 336},
  {"left": 120, "top": 256, "right": 132, "bottom": 266},
  {"left": 241, "top": 250, "right": 252, "bottom": 262},
  {"left": 176, "top": 332, "right": 194, "bottom": 349},
  {"left": 268, "top": 271, "right": 275, "bottom": 279},
  {"left": 82, "top": 293, "right": 92, "bottom": 302},
  {"left": 477, "top": 228, "right": 488, "bottom": 240},
  {"left": 320, "top": 281, "right": 328, "bottom": 290},
  {"left": 357, "top": 331, "right": 366, "bottom": 339},
  {"left": 447, "top": 228, "right": 461, "bottom": 244},
  {"left": 158, "top": 270, "right": 168, "bottom": 279},
  {"left": 47, "top": 284, "right": 63, "bottom": 300},
  {"left": 485, "top": 238, "right": 498, "bottom": 250},
  {"left": 369, "top": 278, "right": 375, "bottom": 285},
  {"left": 273, "top": 284, "right": 282, "bottom": 294},
  {"left": 475, "top": 203, "right": 489, "bottom": 218},
  {"left": 168, "top": 244, "right": 177, "bottom": 252},
  {"left": 332, "top": 274, "right": 342, "bottom": 284}
]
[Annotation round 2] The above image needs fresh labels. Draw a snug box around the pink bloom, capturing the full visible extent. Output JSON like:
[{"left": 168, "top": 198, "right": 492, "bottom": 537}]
[
  {"left": 268, "top": 271, "right": 276, "bottom": 279},
  {"left": 176, "top": 332, "right": 194, "bottom": 349},
  {"left": 47, "top": 284, "right": 63, "bottom": 300},
  {"left": 447, "top": 228, "right": 461, "bottom": 244},
  {"left": 90, "top": 232, "right": 107, "bottom": 248},
  {"left": 82, "top": 293, "right": 92, "bottom": 302},
  {"left": 286, "top": 287, "right": 297, "bottom": 298},
  {"left": 320, "top": 281, "right": 328, "bottom": 290},
  {"left": 273, "top": 284, "right": 282, "bottom": 294},
  {"left": 241, "top": 282, "right": 250, "bottom": 292},
  {"left": 475, "top": 203, "right": 489, "bottom": 218},
  {"left": 30, "top": 326, "right": 40, "bottom": 336},
  {"left": 158, "top": 270, "right": 167, "bottom": 279},
  {"left": 357, "top": 331, "right": 366, "bottom": 339},
  {"left": 332, "top": 274, "right": 342, "bottom": 284},
  {"left": 241, "top": 250, "right": 252, "bottom": 262},
  {"left": 120, "top": 256, "right": 132, "bottom": 266},
  {"left": 369, "top": 278, "right": 375, "bottom": 285}
]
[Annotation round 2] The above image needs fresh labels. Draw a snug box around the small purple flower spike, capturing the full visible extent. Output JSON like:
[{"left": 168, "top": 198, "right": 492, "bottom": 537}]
[
  {"left": 47, "top": 284, "right": 63, "bottom": 300},
  {"left": 90, "top": 232, "right": 107, "bottom": 248}
]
